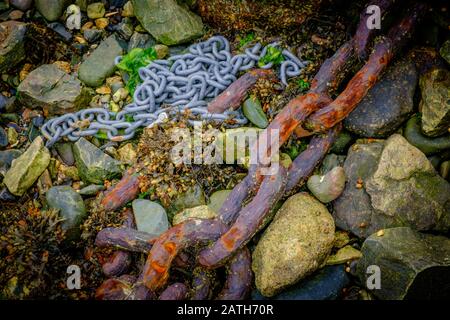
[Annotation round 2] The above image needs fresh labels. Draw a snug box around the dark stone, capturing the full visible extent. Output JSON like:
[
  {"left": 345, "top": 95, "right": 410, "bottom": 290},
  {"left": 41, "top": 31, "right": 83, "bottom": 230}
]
[
  {"left": 0, "top": 21, "right": 27, "bottom": 73},
  {"left": 357, "top": 227, "right": 450, "bottom": 300},
  {"left": 10, "top": 0, "right": 33, "bottom": 11},
  {"left": 0, "top": 187, "right": 17, "bottom": 202},
  {"left": 46, "top": 186, "right": 87, "bottom": 241},
  {"left": 333, "top": 135, "right": 450, "bottom": 238},
  {"left": 32, "top": 115, "right": 45, "bottom": 128},
  {"left": 252, "top": 265, "right": 350, "bottom": 300},
  {"left": 55, "top": 143, "right": 75, "bottom": 166},
  {"left": 0, "top": 149, "right": 22, "bottom": 175},
  {"left": 0, "top": 94, "right": 7, "bottom": 112},
  {"left": 0, "top": 126, "right": 8, "bottom": 147},
  {"left": 83, "top": 27, "right": 103, "bottom": 43},
  {"left": 344, "top": 59, "right": 417, "bottom": 138},
  {"left": 47, "top": 22, "right": 73, "bottom": 42}
]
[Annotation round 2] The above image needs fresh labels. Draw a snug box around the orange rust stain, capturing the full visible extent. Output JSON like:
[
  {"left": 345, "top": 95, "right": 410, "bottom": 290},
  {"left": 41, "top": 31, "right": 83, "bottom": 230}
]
[
  {"left": 164, "top": 242, "right": 177, "bottom": 254},
  {"left": 221, "top": 227, "right": 241, "bottom": 251},
  {"left": 151, "top": 261, "right": 167, "bottom": 274}
]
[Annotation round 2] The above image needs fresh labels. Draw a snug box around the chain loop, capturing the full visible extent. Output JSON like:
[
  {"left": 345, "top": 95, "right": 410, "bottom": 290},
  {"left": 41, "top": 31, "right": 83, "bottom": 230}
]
[{"left": 41, "top": 36, "right": 308, "bottom": 147}]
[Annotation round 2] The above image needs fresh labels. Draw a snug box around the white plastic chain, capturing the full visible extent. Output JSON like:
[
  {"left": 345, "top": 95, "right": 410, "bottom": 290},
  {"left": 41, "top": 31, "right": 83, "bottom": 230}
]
[{"left": 41, "top": 36, "right": 308, "bottom": 147}]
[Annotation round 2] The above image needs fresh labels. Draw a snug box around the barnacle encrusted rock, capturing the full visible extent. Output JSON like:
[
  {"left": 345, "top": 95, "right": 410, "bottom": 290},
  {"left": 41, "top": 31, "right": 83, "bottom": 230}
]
[{"left": 252, "top": 193, "right": 335, "bottom": 297}]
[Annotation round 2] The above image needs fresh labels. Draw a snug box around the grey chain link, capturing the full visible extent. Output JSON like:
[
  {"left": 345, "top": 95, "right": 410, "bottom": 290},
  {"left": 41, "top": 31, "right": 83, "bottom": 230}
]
[{"left": 41, "top": 36, "right": 308, "bottom": 147}]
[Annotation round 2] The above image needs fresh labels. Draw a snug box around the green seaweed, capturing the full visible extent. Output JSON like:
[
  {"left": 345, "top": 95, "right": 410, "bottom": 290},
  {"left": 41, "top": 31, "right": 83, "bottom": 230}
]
[
  {"left": 297, "top": 78, "right": 310, "bottom": 91},
  {"left": 238, "top": 32, "right": 255, "bottom": 48},
  {"left": 117, "top": 47, "right": 158, "bottom": 95},
  {"left": 258, "top": 46, "right": 285, "bottom": 67}
]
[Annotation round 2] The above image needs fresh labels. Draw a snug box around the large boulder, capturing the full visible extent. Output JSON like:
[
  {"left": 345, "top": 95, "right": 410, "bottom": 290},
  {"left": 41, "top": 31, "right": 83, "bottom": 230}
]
[
  {"left": 78, "top": 35, "right": 125, "bottom": 87},
  {"left": 17, "top": 64, "right": 92, "bottom": 116},
  {"left": 357, "top": 227, "right": 450, "bottom": 300},
  {"left": 73, "top": 138, "right": 122, "bottom": 184},
  {"left": 252, "top": 193, "right": 335, "bottom": 297},
  {"left": 344, "top": 59, "right": 417, "bottom": 138},
  {"left": 0, "top": 21, "right": 27, "bottom": 73},
  {"left": 333, "top": 134, "right": 450, "bottom": 238},
  {"left": 419, "top": 68, "right": 450, "bottom": 137},
  {"left": 131, "top": 0, "right": 204, "bottom": 45},
  {"left": 35, "top": 0, "right": 69, "bottom": 21},
  {"left": 46, "top": 186, "right": 87, "bottom": 241},
  {"left": 3, "top": 137, "right": 50, "bottom": 196}
]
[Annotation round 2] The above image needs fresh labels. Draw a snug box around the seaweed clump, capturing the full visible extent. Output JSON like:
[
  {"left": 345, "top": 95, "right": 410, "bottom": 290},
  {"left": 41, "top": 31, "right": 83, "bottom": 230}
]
[{"left": 0, "top": 206, "right": 70, "bottom": 299}]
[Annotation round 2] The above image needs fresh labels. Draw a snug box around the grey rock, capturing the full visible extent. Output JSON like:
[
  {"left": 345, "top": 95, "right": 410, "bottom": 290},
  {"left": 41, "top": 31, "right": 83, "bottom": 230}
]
[
  {"left": 344, "top": 59, "right": 417, "bottom": 138},
  {"left": 48, "top": 22, "right": 73, "bottom": 42},
  {"left": 419, "top": 68, "right": 450, "bottom": 137},
  {"left": 132, "top": 199, "right": 169, "bottom": 236},
  {"left": 208, "top": 189, "right": 232, "bottom": 213},
  {"left": 0, "top": 21, "right": 27, "bottom": 73},
  {"left": 78, "top": 35, "right": 125, "bottom": 87},
  {"left": 357, "top": 227, "right": 450, "bottom": 300},
  {"left": 73, "top": 137, "right": 122, "bottom": 184},
  {"left": 116, "top": 20, "right": 134, "bottom": 40},
  {"left": 17, "top": 64, "right": 92, "bottom": 116},
  {"left": 131, "top": 0, "right": 204, "bottom": 45},
  {"left": 307, "top": 166, "right": 346, "bottom": 203},
  {"left": 252, "top": 193, "right": 335, "bottom": 297},
  {"left": 0, "top": 149, "right": 22, "bottom": 176},
  {"left": 319, "top": 153, "right": 346, "bottom": 174},
  {"left": 3, "top": 136, "right": 50, "bottom": 196},
  {"left": 10, "top": 0, "right": 33, "bottom": 11},
  {"left": 168, "top": 184, "right": 206, "bottom": 220},
  {"left": 127, "top": 31, "right": 155, "bottom": 52},
  {"left": 46, "top": 186, "right": 87, "bottom": 241},
  {"left": 83, "top": 27, "right": 103, "bottom": 43},
  {"left": 79, "top": 184, "right": 105, "bottom": 196},
  {"left": 35, "top": 0, "right": 69, "bottom": 21},
  {"left": 0, "top": 127, "right": 7, "bottom": 147},
  {"left": 333, "top": 135, "right": 450, "bottom": 238},
  {"left": 55, "top": 143, "right": 75, "bottom": 166}
]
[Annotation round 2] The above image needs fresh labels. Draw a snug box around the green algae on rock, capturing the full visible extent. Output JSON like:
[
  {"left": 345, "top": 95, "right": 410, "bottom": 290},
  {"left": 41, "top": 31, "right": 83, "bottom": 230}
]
[
  {"left": 4, "top": 136, "right": 50, "bottom": 196},
  {"left": 73, "top": 137, "right": 122, "bottom": 185},
  {"left": 172, "top": 205, "right": 217, "bottom": 225},
  {"left": 419, "top": 68, "right": 450, "bottom": 137},
  {"left": 131, "top": 0, "right": 204, "bottom": 46}
]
